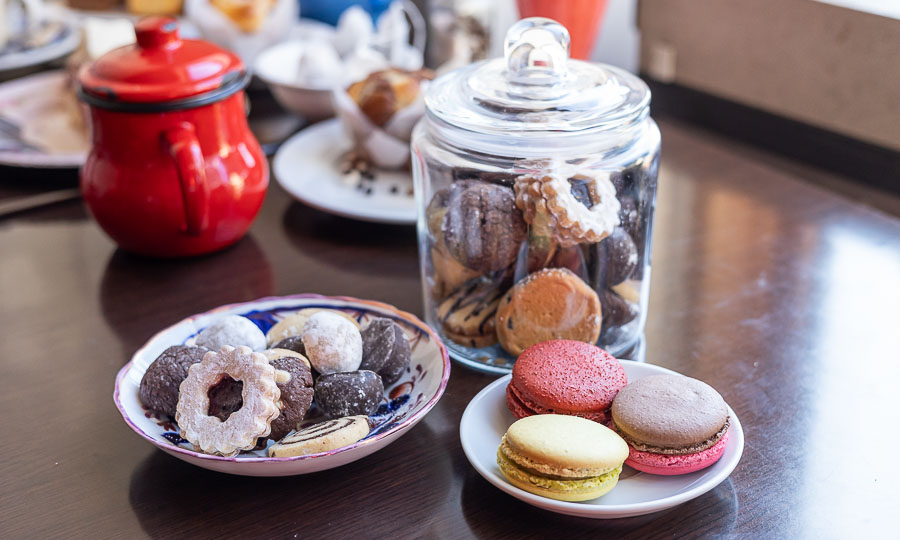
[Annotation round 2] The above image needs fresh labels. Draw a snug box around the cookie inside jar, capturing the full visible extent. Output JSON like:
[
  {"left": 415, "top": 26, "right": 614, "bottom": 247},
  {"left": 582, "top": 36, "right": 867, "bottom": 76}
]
[{"left": 412, "top": 18, "right": 661, "bottom": 372}]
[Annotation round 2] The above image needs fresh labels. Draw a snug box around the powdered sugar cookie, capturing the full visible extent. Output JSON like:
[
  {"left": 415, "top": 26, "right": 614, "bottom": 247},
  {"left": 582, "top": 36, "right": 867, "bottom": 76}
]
[
  {"left": 195, "top": 315, "right": 267, "bottom": 351},
  {"left": 302, "top": 311, "right": 363, "bottom": 374},
  {"left": 266, "top": 309, "right": 360, "bottom": 346}
]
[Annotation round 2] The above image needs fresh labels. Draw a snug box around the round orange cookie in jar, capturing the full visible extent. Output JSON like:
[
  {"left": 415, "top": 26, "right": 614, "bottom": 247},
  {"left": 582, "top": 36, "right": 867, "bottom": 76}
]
[
  {"left": 495, "top": 268, "right": 602, "bottom": 356},
  {"left": 413, "top": 17, "right": 660, "bottom": 373}
]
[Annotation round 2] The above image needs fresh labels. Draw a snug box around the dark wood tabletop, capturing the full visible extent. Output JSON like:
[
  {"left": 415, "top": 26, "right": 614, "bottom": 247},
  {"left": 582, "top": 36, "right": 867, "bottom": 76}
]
[{"left": 1, "top": 118, "right": 898, "bottom": 539}]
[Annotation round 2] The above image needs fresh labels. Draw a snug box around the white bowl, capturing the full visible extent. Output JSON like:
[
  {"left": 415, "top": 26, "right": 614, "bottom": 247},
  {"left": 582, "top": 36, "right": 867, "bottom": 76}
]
[
  {"left": 255, "top": 41, "right": 336, "bottom": 122},
  {"left": 114, "top": 294, "right": 450, "bottom": 476}
]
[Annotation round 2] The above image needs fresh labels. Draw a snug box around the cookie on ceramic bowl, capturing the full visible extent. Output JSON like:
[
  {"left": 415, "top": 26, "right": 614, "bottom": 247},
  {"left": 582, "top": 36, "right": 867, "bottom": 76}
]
[
  {"left": 176, "top": 345, "right": 287, "bottom": 457},
  {"left": 302, "top": 311, "right": 363, "bottom": 375},
  {"left": 114, "top": 294, "right": 450, "bottom": 476},
  {"left": 266, "top": 308, "right": 360, "bottom": 346},
  {"left": 315, "top": 370, "right": 384, "bottom": 417},
  {"left": 262, "top": 348, "right": 311, "bottom": 369},
  {"left": 194, "top": 315, "right": 266, "bottom": 351},
  {"left": 139, "top": 345, "right": 208, "bottom": 419},
  {"left": 269, "top": 416, "right": 372, "bottom": 458},
  {"left": 361, "top": 317, "right": 412, "bottom": 385},
  {"left": 204, "top": 353, "right": 315, "bottom": 445}
]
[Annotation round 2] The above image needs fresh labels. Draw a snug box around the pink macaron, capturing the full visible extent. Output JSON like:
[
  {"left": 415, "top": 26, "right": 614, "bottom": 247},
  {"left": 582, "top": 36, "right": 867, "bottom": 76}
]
[
  {"left": 611, "top": 374, "right": 730, "bottom": 475},
  {"left": 507, "top": 340, "right": 627, "bottom": 423}
]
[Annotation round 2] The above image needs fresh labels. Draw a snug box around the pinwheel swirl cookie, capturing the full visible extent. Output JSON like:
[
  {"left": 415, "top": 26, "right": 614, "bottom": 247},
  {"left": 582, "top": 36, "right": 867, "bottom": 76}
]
[
  {"left": 176, "top": 345, "right": 289, "bottom": 457},
  {"left": 514, "top": 172, "right": 621, "bottom": 247}
]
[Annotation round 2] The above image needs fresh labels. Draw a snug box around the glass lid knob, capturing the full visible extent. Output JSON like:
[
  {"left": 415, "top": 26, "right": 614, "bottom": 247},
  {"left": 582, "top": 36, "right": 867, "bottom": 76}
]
[{"left": 504, "top": 17, "right": 571, "bottom": 90}]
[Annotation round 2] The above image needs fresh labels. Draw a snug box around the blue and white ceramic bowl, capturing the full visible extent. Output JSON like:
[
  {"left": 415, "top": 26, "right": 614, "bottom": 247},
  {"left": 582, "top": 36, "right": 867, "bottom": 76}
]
[{"left": 114, "top": 294, "right": 450, "bottom": 476}]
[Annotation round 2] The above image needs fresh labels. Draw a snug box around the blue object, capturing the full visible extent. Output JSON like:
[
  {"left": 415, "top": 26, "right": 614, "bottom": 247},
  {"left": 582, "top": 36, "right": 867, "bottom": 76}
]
[{"left": 299, "top": 0, "right": 393, "bottom": 26}]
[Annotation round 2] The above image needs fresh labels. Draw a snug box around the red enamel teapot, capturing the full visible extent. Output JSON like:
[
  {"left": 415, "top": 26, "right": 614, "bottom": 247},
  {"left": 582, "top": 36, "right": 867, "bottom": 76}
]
[{"left": 78, "top": 17, "right": 268, "bottom": 257}]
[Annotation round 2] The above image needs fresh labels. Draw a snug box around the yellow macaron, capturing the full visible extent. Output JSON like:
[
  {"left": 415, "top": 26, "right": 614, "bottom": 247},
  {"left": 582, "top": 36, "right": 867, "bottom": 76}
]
[{"left": 497, "top": 414, "right": 629, "bottom": 502}]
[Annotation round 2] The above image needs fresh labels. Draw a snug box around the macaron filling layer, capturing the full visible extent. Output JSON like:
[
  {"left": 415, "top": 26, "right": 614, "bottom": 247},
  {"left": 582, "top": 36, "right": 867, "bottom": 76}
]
[
  {"left": 497, "top": 448, "right": 622, "bottom": 495},
  {"left": 500, "top": 437, "right": 613, "bottom": 479},
  {"left": 614, "top": 418, "right": 730, "bottom": 456},
  {"left": 507, "top": 383, "right": 611, "bottom": 423},
  {"left": 625, "top": 427, "right": 730, "bottom": 475}
]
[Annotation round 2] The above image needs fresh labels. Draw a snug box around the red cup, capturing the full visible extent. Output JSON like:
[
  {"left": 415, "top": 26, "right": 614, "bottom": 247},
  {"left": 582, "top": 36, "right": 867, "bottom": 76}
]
[{"left": 516, "top": 0, "right": 609, "bottom": 60}]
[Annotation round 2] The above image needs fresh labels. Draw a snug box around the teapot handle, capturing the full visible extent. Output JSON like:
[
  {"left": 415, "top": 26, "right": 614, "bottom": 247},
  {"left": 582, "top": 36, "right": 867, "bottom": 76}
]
[{"left": 163, "top": 123, "right": 209, "bottom": 235}]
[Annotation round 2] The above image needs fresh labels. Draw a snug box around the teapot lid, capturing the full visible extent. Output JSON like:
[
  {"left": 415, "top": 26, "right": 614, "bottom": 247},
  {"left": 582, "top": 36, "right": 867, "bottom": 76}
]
[
  {"left": 78, "top": 17, "right": 248, "bottom": 110},
  {"left": 425, "top": 18, "right": 650, "bottom": 143}
]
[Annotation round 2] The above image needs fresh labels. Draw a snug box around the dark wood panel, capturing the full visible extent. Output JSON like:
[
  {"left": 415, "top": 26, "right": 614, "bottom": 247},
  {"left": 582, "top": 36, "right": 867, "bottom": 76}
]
[
  {"left": 645, "top": 77, "right": 900, "bottom": 195},
  {"left": 0, "top": 119, "right": 898, "bottom": 538}
]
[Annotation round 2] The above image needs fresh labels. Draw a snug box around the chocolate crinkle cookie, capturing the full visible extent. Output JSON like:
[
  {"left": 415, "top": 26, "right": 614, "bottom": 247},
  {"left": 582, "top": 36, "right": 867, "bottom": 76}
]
[
  {"left": 442, "top": 182, "right": 526, "bottom": 273},
  {"left": 360, "top": 318, "right": 411, "bottom": 385},
  {"left": 139, "top": 345, "right": 208, "bottom": 418},
  {"left": 206, "top": 355, "right": 315, "bottom": 443},
  {"left": 272, "top": 336, "right": 306, "bottom": 357},
  {"left": 315, "top": 370, "right": 384, "bottom": 417},
  {"left": 600, "top": 227, "right": 638, "bottom": 286},
  {"left": 267, "top": 357, "right": 315, "bottom": 441},
  {"left": 600, "top": 289, "right": 639, "bottom": 332}
]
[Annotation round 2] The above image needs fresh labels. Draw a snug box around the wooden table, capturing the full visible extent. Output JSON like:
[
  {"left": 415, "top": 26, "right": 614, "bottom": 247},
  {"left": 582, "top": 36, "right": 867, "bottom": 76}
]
[{"left": 1, "top": 119, "right": 898, "bottom": 538}]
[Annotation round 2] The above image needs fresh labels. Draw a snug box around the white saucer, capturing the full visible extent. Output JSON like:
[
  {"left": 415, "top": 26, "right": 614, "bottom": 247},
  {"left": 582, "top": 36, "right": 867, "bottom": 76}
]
[
  {"left": 0, "top": 22, "right": 80, "bottom": 74},
  {"left": 273, "top": 119, "right": 416, "bottom": 224},
  {"left": 0, "top": 70, "right": 87, "bottom": 168},
  {"left": 459, "top": 362, "right": 744, "bottom": 519}
]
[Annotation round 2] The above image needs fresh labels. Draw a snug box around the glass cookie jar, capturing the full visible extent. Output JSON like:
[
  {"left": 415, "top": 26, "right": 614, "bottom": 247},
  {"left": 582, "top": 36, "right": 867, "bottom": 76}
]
[{"left": 412, "top": 18, "right": 660, "bottom": 373}]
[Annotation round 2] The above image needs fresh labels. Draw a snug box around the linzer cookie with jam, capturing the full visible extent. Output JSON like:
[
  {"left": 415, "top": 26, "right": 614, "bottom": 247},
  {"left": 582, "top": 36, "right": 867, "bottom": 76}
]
[
  {"left": 204, "top": 353, "right": 315, "bottom": 444},
  {"left": 514, "top": 171, "right": 620, "bottom": 248},
  {"left": 176, "top": 345, "right": 288, "bottom": 456}
]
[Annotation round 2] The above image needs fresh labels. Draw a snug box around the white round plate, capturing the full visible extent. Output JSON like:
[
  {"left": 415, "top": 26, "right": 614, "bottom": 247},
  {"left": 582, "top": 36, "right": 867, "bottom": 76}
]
[
  {"left": 0, "top": 70, "right": 87, "bottom": 168},
  {"left": 273, "top": 119, "right": 416, "bottom": 224},
  {"left": 0, "top": 22, "right": 80, "bottom": 73},
  {"left": 460, "top": 362, "right": 744, "bottom": 519},
  {"left": 114, "top": 294, "right": 450, "bottom": 476}
]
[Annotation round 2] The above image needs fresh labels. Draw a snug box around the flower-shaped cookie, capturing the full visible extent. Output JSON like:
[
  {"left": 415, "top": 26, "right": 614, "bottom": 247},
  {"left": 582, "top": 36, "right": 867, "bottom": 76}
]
[
  {"left": 176, "top": 345, "right": 289, "bottom": 456},
  {"left": 514, "top": 171, "right": 620, "bottom": 247}
]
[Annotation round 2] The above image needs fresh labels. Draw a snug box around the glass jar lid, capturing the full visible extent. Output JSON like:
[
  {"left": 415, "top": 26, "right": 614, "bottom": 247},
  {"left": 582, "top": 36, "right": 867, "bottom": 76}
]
[{"left": 425, "top": 18, "right": 650, "bottom": 143}]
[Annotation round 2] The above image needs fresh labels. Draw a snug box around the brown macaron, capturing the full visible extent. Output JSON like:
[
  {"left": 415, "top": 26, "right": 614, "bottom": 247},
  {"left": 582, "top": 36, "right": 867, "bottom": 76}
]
[
  {"left": 611, "top": 374, "right": 729, "bottom": 453},
  {"left": 611, "top": 374, "right": 732, "bottom": 475}
]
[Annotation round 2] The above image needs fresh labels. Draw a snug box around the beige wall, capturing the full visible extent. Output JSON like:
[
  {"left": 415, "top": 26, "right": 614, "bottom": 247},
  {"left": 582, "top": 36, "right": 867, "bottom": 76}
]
[{"left": 638, "top": 0, "right": 900, "bottom": 152}]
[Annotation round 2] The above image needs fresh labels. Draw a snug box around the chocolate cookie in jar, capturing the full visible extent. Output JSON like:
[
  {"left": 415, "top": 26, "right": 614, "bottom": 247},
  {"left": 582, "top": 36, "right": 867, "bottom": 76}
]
[{"left": 412, "top": 17, "right": 660, "bottom": 373}]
